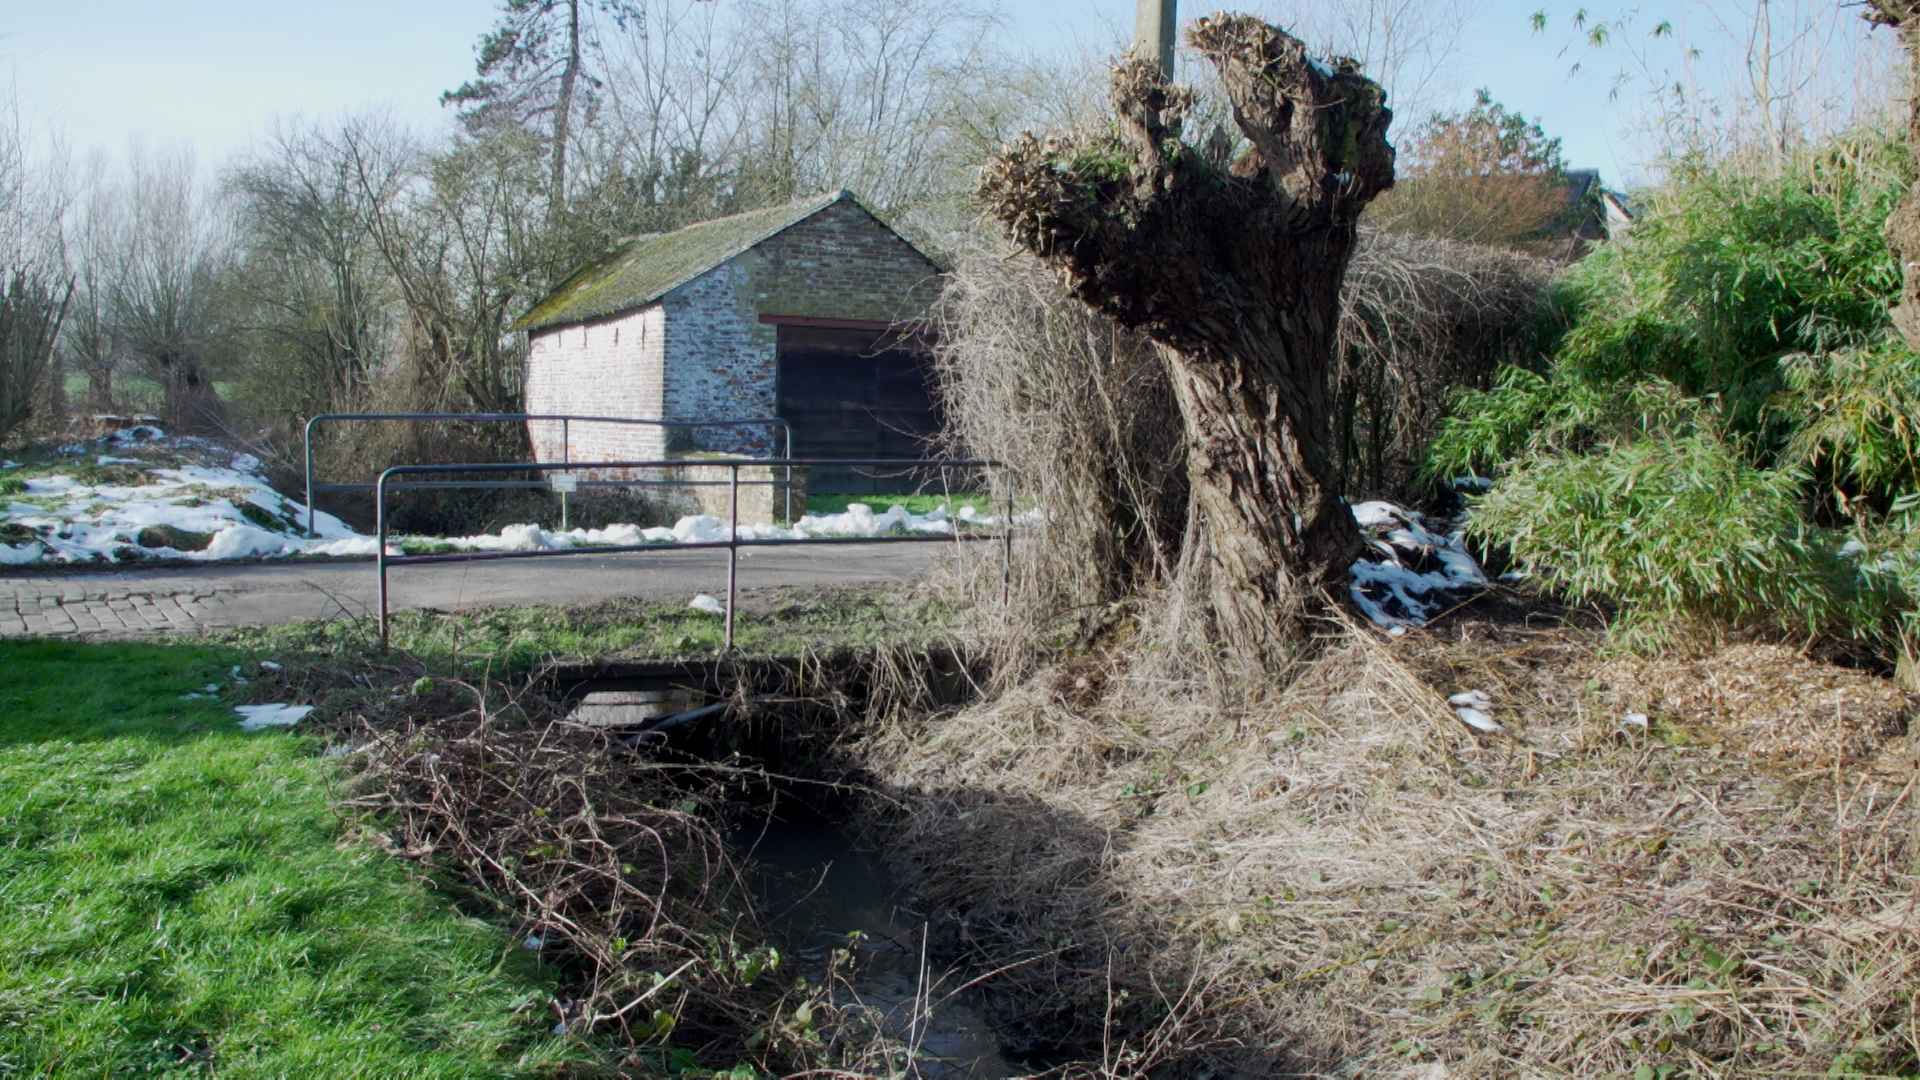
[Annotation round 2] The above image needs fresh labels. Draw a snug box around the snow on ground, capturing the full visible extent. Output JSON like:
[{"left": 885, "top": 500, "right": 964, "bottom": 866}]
[
  {"left": 2, "top": 428, "right": 365, "bottom": 565},
  {"left": 425, "top": 501, "right": 1012, "bottom": 556},
  {"left": 0, "top": 426, "right": 1017, "bottom": 567},
  {"left": 1347, "top": 499, "right": 1489, "bottom": 631},
  {"left": 235, "top": 704, "right": 313, "bottom": 731}
]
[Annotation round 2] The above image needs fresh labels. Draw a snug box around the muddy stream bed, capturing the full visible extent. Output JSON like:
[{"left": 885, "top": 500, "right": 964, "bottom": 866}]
[{"left": 565, "top": 659, "right": 1039, "bottom": 1077}]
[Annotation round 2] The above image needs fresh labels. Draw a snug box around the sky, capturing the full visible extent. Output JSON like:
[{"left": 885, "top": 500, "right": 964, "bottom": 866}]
[{"left": 2, "top": 1, "right": 1902, "bottom": 188}]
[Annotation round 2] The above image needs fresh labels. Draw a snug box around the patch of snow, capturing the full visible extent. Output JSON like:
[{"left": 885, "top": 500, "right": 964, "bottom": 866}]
[
  {"left": 95, "top": 455, "right": 141, "bottom": 465},
  {"left": 1619, "top": 712, "right": 1649, "bottom": 734},
  {"left": 235, "top": 703, "right": 313, "bottom": 731},
  {"left": 0, "top": 460, "right": 17, "bottom": 469},
  {"left": 0, "top": 541, "right": 42, "bottom": 565},
  {"left": 689, "top": 594, "right": 726, "bottom": 616},
  {"left": 1349, "top": 500, "right": 1403, "bottom": 529},
  {"left": 1348, "top": 500, "right": 1488, "bottom": 631},
  {"left": 1838, "top": 538, "right": 1866, "bottom": 560},
  {"left": 260, "top": 660, "right": 283, "bottom": 672},
  {"left": 204, "top": 524, "right": 296, "bottom": 560},
  {"left": 1448, "top": 689, "right": 1493, "bottom": 711},
  {"left": 1454, "top": 707, "right": 1502, "bottom": 734},
  {"left": 3, "top": 429, "right": 1020, "bottom": 567}
]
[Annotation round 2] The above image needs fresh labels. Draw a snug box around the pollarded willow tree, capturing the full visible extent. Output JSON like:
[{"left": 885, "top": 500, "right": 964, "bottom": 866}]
[{"left": 979, "top": 14, "right": 1395, "bottom": 663}]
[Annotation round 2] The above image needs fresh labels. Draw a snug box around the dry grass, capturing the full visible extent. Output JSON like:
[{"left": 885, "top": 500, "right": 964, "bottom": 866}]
[
  {"left": 860, "top": 609, "right": 1920, "bottom": 1076},
  {"left": 1595, "top": 643, "right": 1913, "bottom": 769},
  {"left": 268, "top": 639, "right": 1033, "bottom": 1078}
]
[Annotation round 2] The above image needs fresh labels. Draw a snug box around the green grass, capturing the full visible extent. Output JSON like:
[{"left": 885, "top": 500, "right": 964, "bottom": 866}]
[
  {"left": 219, "top": 587, "right": 965, "bottom": 669},
  {"left": 60, "top": 374, "right": 235, "bottom": 411},
  {"left": 805, "top": 492, "right": 992, "bottom": 517},
  {"left": 0, "top": 639, "right": 585, "bottom": 1078}
]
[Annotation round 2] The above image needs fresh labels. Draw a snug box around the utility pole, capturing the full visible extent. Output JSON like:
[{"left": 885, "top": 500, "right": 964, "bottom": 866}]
[{"left": 1135, "top": 0, "right": 1177, "bottom": 79}]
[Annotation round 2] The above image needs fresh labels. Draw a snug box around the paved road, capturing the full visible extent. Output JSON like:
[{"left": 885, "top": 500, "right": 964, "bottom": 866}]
[{"left": 0, "top": 543, "right": 948, "bottom": 638}]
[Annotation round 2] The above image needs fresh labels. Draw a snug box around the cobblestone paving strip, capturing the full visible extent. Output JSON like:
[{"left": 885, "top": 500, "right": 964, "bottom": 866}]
[
  {"left": 1, "top": 543, "right": 947, "bottom": 641},
  {"left": 2, "top": 587, "right": 236, "bottom": 638}
]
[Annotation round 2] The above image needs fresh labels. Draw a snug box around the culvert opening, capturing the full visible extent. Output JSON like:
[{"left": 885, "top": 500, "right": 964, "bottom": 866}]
[{"left": 545, "top": 649, "right": 1068, "bottom": 1078}]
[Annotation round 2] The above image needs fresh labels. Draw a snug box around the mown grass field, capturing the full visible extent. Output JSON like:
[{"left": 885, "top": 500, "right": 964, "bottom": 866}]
[
  {"left": 803, "top": 492, "right": 991, "bottom": 517},
  {"left": 218, "top": 586, "right": 963, "bottom": 669},
  {"left": 0, "top": 639, "right": 583, "bottom": 1078}
]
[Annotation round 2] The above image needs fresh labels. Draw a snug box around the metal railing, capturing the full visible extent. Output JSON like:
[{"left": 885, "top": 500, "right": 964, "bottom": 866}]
[
  {"left": 373, "top": 457, "right": 1010, "bottom": 650},
  {"left": 302, "top": 412, "right": 796, "bottom": 536}
]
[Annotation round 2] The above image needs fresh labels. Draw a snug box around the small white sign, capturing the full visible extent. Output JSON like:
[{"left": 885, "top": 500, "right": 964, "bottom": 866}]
[{"left": 548, "top": 474, "right": 579, "bottom": 494}]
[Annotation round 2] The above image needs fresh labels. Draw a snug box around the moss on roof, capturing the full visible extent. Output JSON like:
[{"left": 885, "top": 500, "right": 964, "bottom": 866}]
[{"left": 514, "top": 190, "right": 878, "bottom": 333}]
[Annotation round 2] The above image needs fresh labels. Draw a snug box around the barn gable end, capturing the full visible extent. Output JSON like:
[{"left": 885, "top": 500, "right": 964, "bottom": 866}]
[{"left": 516, "top": 191, "right": 945, "bottom": 488}]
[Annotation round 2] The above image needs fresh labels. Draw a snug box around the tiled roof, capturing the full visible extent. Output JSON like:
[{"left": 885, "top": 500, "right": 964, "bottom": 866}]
[{"left": 514, "top": 190, "right": 878, "bottom": 333}]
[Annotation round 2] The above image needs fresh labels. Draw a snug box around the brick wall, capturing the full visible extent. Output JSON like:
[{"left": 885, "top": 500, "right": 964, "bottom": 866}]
[
  {"left": 524, "top": 304, "right": 668, "bottom": 464},
  {"left": 661, "top": 196, "right": 943, "bottom": 455},
  {"left": 526, "top": 195, "right": 943, "bottom": 464},
  {"left": 662, "top": 262, "right": 779, "bottom": 454}
]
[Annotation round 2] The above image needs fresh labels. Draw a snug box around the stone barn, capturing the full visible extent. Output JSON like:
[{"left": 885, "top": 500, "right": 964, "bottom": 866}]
[{"left": 514, "top": 190, "right": 945, "bottom": 494}]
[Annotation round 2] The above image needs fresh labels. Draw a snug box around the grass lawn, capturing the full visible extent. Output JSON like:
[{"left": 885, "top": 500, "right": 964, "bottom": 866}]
[
  {"left": 218, "top": 586, "right": 965, "bottom": 669},
  {"left": 0, "top": 639, "right": 585, "bottom": 1078},
  {"left": 804, "top": 492, "right": 992, "bottom": 517}
]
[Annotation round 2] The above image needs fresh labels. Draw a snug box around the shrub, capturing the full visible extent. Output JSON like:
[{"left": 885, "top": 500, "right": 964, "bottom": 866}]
[
  {"left": 1433, "top": 129, "right": 1920, "bottom": 656},
  {"left": 1776, "top": 340, "right": 1920, "bottom": 513},
  {"left": 1469, "top": 433, "right": 1876, "bottom": 648}
]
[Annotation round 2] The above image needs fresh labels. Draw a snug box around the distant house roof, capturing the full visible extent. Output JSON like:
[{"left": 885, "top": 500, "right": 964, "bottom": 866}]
[
  {"left": 513, "top": 190, "right": 931, "bottom": 334},
  {"left": 1600, "top": 189, "right": 1636, "bottom": 237}
]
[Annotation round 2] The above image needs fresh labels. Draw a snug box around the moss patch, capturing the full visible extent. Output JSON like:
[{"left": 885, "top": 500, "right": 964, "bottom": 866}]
[{"left": 135, "top": 525, "right": 215, "bottom": 552}]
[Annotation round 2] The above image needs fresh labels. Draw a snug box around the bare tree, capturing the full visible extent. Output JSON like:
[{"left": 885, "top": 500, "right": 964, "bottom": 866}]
[
  {"left": 61, "top": 151, "right": 122, "bottom": 411},
  {"left": 735, "top": 0, "right": 1002, "bottom": 212},
  {"left": 1535, "top": 2, "right": 1900, "bottom": 170},
  {"left": 108, "top": 143, "right": 233, "bottom": 429},
  {"left": 0, "top": 94, "right": 73, "bottom": 441},
  {"left": 343, "top": 117, "right": 547, "bottom": 414},
  {"left": 981, "top": 15, "right": 1396, "bottom": 664},
  {"left": 225, "top": 118, "right": 398, "bottom": 421},
  {"left": 586, "top": 0, "right": 750, "bottom": 229},
  {"left": 1250, "top": 0, "right": 1470, "bottom": 120}
]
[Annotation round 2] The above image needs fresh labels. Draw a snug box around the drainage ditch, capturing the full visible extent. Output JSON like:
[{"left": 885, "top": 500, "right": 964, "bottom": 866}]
[{"left": 550, "top": 650, "right": 1044, "bottom": 1078}]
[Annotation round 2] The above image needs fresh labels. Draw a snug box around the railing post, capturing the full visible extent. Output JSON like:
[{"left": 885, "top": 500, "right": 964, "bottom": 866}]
[
  {"left": 725, "top": 462, "right": 740, "bottom": 651},
  {"left": 376, "top": 468, "right": 392, "bottom": 651},
  {"left": 559, "top": 418, "right": 570, "bottom": 531},
  {"left": 782, "top": 421, "right": 794, "bottom": 523},
  {"left": 303, "top": 416, "right": 319, "bottom": 538}
]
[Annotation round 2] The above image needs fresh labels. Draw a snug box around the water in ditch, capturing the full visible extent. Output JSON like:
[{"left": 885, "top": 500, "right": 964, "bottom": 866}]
[
  {"left": 565, "top": 665, "right": 1026, "bottom": 1076},
  {"left": 736, "top": 795, "right": 1019, "bottom": 1079}
]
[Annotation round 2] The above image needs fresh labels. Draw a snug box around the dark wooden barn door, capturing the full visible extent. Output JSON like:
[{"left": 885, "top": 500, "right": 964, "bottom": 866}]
[{"left": 775, "top": 323, "right": 941, "bottom": 494}]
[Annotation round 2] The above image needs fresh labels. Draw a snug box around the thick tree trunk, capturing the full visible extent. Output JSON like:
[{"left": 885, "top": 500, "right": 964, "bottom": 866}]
[
  {"left": 156, "top": 352, "right": 221, "bottom": 432},
  {"left": 550, "top": 0, "right": 581, "bottom": 223},
  {"left": 1160, "top": 287, "right": 1358, "bottom": 649},
  {"left": 979, "top": 15, "right": 1392, "bottom": 663},
  {"left": 1865, "top": 3, "right": 1920, "bottom": 350}
]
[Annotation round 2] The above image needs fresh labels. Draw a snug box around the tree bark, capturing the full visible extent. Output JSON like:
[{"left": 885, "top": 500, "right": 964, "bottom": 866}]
[
  {"left": 550, "top": 0, "right": 582, "bottom": 223},
  {"left": 979, "top": 16, "right": 1394, "bottom": 663},
  {"left": 1865, "top": 3, "right": 1920, "bottom": 350}
]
